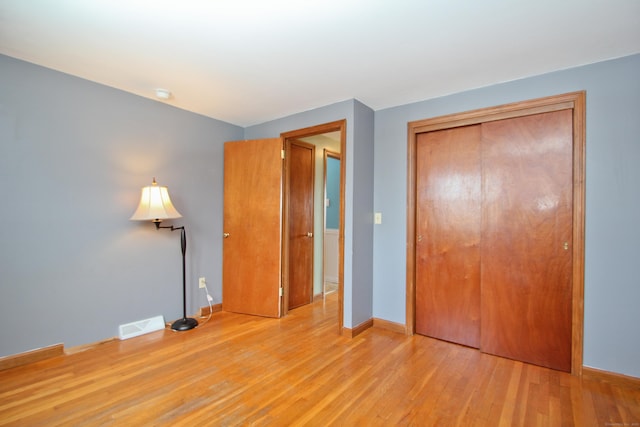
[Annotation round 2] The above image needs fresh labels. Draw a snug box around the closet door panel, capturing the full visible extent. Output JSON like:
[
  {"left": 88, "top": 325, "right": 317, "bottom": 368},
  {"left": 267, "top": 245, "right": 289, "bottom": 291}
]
[
  {"left": 416, "top": 125, "right": 482, "bottom": 348},
  {"left": 480, "top": 110, "right": 573, "bottom": 372}
]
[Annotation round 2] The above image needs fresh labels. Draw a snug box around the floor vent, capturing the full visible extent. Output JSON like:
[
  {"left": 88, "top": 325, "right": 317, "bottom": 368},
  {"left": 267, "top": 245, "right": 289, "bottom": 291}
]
[{"left": 118, "top": 315, "right": 165, "bottom": 340}]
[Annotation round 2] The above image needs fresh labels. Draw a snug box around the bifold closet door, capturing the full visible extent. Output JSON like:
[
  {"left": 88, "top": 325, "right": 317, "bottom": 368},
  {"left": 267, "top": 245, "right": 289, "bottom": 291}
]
[
  {"left": 415, "top": 125, "right": 482, "bottom": 348},
  {"left": 480, "top": 110, "right": 573, "bottom": 372}
]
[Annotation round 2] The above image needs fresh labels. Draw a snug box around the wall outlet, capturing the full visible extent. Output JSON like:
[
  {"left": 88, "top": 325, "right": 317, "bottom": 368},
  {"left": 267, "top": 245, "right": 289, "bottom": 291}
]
[{"left": 198, "top": 277, "right": 206, "bottom": 288}]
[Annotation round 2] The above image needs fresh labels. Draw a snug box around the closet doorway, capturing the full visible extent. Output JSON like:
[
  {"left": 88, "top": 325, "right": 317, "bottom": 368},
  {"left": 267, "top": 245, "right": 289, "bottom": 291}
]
[{"left": 406, "top": 92, "right": 585, "bottom": 374}]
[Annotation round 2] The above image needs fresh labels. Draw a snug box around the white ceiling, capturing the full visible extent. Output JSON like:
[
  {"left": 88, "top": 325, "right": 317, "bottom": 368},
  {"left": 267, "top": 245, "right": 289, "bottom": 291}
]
[{"left": 1, "top": 1, "right": 639, "bottom": 127}]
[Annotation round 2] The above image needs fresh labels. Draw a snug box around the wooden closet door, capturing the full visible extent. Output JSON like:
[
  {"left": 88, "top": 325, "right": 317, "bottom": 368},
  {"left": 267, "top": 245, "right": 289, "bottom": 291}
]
[
  {"left": 415, "top": 125, "right": 482, "bottom": 348},
  {"left": 287, "top": 140, "right": 315, "bottom": 310},
  {"left": 480, "top": 110, "right": 573, "bottom": 372}
]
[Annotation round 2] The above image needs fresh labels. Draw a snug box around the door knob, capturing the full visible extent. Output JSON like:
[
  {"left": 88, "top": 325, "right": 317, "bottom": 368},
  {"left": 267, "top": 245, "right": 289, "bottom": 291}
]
[
  {"left": 563, "top": 241, "right": 569, "bottom": 250},
  {"left": 307, "top": 232, "right": 313, "bottom": 238},
  {"left": 223, "top": 233, "right": 230, "bottom": 238}
]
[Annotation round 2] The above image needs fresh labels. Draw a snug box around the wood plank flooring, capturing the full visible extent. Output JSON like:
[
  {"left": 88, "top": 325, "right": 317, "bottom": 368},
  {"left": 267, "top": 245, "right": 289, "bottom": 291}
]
[{"left": 1, "top": 293, "right": 638, "bottom": 426}]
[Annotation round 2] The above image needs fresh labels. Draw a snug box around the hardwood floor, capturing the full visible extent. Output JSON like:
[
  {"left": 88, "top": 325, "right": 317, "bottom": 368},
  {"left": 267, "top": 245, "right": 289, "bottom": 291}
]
[{"left": 1, "top": 293, "right": 638, "bottom": 426}]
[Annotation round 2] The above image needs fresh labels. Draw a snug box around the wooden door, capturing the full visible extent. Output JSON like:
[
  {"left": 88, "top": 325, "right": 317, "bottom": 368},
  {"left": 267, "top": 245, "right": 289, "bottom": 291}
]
[
  {"left": 223, "top": 138, "right": 283, "bottom": 318},
  {"left": 286, "top": 140, "right": 315, "bottom": 310},
  {"left": 480, "top": 110, "right": 573, "bottom": 372},
  {"left": 414, "top": 109, "right": 574, "bottom": 371},
  {"left": 415, "top": 125, "right": 482, "bottom": 348}
]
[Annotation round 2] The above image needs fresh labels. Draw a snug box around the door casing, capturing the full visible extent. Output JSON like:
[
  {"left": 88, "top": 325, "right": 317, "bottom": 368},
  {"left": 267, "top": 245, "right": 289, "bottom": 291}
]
[{"left": 406, "top": 92, "right": 586, "bottom": 375}]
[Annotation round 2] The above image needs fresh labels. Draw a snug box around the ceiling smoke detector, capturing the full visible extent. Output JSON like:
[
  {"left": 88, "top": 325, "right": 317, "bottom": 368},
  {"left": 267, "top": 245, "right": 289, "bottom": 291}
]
[{"left": 155, "top": 88, "right": 172, "bottom": 100}]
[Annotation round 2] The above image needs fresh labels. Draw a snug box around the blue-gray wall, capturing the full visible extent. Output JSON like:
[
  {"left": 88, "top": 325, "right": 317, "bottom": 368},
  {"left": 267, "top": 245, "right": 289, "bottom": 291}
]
[
  {"left": 351, "top": 100, "right": 375, "bottom": 327},
  {"left": 373, "top": 54, "right": 640, "bottom": 378},
  {"left": 2, "top": 51, "right": 639, "bottom": 379},
  {"left": 0, "top": 54, "right": 243, "bottom": 356},
  {"left": 244, "top": 99, "right": 375, "bottom": 328}
]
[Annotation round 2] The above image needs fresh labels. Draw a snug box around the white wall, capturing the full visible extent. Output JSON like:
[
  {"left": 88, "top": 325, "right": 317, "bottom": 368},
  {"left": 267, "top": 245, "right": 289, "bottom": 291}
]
[{"left": 324, "top": 229, "right": 339, "bottom": 284}]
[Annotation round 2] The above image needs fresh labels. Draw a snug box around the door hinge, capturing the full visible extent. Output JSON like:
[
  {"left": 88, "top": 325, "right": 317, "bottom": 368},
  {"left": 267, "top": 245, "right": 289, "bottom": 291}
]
[
  {"left": 281, "top": 149, "right": 285, "bottom": 160},
  {"left": 279, "top": 287, "right": 283, "bottom": 297}
]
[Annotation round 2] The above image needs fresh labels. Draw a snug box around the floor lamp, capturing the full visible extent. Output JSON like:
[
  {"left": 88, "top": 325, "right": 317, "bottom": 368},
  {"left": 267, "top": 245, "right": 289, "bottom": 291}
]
[{"left": 130, "top": 178, "right": 198, "bottom": 331}]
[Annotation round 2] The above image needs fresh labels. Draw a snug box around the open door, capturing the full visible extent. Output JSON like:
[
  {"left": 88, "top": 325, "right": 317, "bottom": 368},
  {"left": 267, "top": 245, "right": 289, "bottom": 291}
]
[
  {"left": 222, "top": 138, "right": 283, "bottom": 318},
  {"left": 285, "top": 139, "right": 315, "bottom": 310}
]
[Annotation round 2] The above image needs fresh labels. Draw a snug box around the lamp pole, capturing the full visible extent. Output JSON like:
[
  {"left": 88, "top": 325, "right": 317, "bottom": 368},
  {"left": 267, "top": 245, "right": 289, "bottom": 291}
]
[{"left": 156, "top": 222, "right": 198, "bottom": 331}]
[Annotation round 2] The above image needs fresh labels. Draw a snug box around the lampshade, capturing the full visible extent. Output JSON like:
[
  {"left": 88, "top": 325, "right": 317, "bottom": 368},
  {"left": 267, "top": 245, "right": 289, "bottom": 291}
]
[{"left": 130, "top": 178, "right": 182, "bottom": 221}]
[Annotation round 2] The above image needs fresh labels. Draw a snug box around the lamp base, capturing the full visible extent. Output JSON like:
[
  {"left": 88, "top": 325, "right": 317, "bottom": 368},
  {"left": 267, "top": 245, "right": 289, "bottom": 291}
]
[{"left": 170, "top": 317, "right": 198, "bottom": 331}]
